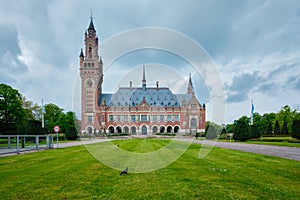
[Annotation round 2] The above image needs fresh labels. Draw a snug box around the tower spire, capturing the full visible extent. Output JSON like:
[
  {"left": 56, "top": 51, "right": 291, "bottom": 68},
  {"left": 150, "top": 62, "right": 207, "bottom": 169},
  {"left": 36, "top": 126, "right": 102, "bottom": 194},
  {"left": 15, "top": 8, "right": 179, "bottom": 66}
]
[
  {"left": 142, "top": 65, "right": 146, "bottom": 90},
  {"left": 88, "top": 10, "right": 96, "bottom": 33},
  {"left": 187, "top": 73, "right": 194, "bottom": 94}
]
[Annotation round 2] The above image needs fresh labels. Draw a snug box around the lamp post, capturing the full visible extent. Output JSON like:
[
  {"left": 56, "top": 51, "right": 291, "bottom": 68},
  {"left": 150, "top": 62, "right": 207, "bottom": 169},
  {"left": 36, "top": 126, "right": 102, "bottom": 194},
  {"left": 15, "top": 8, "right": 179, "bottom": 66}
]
[{"left": 101, "top": 121, "right": 106, "bottom": 137}]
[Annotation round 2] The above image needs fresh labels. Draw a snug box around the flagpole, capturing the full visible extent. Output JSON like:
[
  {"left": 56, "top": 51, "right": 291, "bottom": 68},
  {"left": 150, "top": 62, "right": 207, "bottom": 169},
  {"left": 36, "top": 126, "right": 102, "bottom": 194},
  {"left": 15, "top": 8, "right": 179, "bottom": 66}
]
[{"left": 42, "top": 99, "right": 44, "bottom": 128}]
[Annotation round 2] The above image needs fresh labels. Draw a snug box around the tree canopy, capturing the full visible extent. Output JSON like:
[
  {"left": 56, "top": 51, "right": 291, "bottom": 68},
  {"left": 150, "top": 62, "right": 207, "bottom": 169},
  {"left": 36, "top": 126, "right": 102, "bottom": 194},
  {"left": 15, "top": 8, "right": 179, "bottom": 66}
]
[{"left": 0, "top": 84, "right": 26, "bottom": 134}]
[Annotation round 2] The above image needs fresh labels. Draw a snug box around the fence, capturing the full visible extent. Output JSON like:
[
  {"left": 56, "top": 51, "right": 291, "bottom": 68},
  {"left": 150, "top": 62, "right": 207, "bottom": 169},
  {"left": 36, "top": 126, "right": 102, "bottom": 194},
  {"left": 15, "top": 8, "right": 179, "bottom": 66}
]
[{"left": 0, "top": 135, "right": 54, "bottom": 155}]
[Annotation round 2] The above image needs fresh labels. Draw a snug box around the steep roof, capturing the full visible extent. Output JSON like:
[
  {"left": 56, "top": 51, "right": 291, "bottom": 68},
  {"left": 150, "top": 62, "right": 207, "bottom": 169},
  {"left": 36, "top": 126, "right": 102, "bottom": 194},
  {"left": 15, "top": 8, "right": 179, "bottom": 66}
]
[{"left": 99, "top": 87, "right": 193, "bottom": 107}]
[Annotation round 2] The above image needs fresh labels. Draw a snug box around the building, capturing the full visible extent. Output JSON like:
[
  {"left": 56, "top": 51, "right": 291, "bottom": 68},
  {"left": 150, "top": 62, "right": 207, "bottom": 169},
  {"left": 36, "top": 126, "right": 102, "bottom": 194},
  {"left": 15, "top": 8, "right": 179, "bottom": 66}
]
[{"left": 79, "top": 16, "right": 206, "bottom": 135}]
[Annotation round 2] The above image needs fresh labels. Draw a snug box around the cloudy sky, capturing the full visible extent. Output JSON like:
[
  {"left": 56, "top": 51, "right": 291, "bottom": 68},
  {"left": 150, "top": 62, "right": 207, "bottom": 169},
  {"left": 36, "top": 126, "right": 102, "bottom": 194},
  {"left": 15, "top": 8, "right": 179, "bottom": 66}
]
[{"left": 0, "top": 0, "right": 299, "bottom": 123}]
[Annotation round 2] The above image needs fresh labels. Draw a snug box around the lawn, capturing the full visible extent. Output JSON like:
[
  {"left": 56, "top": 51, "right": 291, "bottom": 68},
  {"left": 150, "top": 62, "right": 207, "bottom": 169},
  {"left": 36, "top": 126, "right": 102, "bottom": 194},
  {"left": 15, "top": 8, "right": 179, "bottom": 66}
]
[
  {"left": 0, "top": 139, "right": 299, "bottom": 199},
  {"left": 219, "top": 136, "right": 300, "bottom": 147}
]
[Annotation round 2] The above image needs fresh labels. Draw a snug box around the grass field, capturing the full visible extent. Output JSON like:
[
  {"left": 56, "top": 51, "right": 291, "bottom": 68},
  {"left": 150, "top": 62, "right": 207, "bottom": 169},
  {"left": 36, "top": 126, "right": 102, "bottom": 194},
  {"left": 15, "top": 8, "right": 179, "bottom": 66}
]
[
  {"left": 219, "top": 136, "right": 300, "bottom": 147},
  {"left": 0, "top": 139, "right": 300, "bottom": 199}
]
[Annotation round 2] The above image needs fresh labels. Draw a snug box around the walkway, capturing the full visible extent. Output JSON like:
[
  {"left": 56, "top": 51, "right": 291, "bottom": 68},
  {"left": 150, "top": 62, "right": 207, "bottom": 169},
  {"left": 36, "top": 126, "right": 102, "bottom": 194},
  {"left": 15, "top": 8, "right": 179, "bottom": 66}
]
[
  {"left": 192, "top": 140, "right": 300, "bottom": 161},
  {"left": 2, "top": 138, "right": 299, "bottom": 161}
]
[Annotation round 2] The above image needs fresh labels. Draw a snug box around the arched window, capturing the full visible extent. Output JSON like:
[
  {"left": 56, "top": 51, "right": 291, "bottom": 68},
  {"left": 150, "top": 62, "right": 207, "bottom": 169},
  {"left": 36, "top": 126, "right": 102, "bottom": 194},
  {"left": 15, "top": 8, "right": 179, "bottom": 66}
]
[
  {"left": 142, "top": 125, "right": 147, "bottom": 135},
  {"left": 131, "top": 126, "right": 136, "bottom": 134},
  {"left": 123, "top": 126, "right": 129, "bottom": 134},
  {"left": 152, "top": 126, "right": 158, "bottom": 134},
  {"left": 190, "top": 118, "right": 197, "bottom": 128},
  {"left": 87, "top": 127, "right": 93, "bottom": 134}
]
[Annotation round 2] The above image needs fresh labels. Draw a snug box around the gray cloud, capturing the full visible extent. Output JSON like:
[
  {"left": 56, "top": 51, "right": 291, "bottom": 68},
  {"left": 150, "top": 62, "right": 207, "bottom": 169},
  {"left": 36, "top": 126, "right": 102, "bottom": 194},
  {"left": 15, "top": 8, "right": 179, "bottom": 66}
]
[
  {"left": 0, "top": 0, "right": 300, "bottom": 123},
  {"left": 0, "top": 23, "right": 28, "bottom": 83}
]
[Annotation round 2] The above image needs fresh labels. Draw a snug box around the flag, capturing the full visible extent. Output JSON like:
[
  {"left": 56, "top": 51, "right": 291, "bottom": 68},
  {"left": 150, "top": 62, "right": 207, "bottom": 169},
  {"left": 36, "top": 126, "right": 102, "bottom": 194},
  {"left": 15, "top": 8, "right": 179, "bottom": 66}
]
[
  {"left": 251, "top": 100, "right": 254, "bottom": 115},
  {"left": 251, "top": 99, "right": 254, "bottom": 125}
]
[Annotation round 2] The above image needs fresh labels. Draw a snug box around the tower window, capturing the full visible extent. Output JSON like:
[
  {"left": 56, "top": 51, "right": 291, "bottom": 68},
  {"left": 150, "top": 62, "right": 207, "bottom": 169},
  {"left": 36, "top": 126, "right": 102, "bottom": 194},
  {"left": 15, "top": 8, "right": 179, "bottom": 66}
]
[{"left": 89, "top": 47, "right": 92, "bottom": 57}]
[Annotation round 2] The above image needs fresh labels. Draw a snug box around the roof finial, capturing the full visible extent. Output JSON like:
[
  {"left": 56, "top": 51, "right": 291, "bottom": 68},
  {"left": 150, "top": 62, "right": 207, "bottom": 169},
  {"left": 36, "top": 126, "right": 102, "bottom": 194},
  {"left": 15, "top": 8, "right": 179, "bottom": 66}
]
[
  {"left": 91, "top": 9, "right": 93, "bottom": 20},
  {"left": 142, "top": 64, "right": 146, "bottom": 90}
]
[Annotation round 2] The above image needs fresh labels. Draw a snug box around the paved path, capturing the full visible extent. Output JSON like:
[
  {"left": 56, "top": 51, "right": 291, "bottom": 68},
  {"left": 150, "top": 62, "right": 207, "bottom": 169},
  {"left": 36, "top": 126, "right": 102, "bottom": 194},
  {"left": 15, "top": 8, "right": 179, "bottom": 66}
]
[
  {"left": 1, "top": 138, "right": 299, "bottom": 161},
  {"left": 192, "top": 140, "right": 300, "bottom": 161}
]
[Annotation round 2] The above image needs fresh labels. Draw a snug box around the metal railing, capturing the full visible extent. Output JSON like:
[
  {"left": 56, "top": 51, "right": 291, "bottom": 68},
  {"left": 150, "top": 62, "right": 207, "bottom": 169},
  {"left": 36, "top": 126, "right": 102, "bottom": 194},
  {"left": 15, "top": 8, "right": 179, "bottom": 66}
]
[{"left": 0, "top": 135, "right": 53, "bottom": 155}]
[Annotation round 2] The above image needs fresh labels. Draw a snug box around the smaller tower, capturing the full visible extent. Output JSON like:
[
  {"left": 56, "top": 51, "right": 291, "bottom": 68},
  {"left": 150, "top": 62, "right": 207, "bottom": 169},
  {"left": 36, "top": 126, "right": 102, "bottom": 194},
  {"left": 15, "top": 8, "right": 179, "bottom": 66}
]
[{"left": 187, "top": 73, "right": 194, "bottom": 94}]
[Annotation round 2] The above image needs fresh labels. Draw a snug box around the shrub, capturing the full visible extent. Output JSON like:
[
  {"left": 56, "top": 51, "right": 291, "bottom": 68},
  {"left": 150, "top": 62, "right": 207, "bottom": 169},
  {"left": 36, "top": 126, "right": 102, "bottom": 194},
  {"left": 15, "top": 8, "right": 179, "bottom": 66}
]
[
  {"left": 65, "top": 126, "right": 78, "bottom": 140},
  {"left": 291, "top": 119, "right": 300, "bottom": 140}
]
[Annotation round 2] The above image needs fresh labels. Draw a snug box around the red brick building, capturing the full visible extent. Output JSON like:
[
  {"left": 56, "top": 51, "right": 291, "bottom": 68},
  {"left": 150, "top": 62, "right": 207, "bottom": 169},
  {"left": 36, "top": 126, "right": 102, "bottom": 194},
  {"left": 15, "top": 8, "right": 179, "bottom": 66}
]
[{"left": 80, "top": 17, "right": 205, "bottom": 135}]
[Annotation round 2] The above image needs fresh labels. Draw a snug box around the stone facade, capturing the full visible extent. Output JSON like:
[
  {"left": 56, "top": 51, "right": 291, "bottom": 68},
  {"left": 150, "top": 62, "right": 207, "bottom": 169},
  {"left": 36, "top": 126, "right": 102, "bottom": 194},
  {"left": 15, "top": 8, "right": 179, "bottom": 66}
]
[{"left": 80, "top": 17, "right": 205, "bottom": 135}]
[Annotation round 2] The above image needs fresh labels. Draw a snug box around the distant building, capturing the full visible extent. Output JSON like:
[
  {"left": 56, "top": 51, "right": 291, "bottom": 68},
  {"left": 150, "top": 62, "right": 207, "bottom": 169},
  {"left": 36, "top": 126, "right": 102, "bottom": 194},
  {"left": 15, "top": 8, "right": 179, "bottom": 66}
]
[{"left": 79, "top": 16, "right": 206, "bottom": 135}]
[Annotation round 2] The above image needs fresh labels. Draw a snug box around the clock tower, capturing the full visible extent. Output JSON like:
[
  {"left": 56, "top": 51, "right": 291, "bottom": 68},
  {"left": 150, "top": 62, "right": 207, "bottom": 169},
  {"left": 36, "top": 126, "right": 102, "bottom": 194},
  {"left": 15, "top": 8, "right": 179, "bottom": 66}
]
[{"left": 79, "top": 15, "right": 103, "bottom": 134}]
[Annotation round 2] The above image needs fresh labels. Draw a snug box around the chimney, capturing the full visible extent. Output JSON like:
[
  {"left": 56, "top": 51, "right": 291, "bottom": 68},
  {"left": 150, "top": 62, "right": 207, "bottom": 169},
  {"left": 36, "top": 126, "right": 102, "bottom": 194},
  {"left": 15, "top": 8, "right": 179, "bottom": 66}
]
[
  {"left": 130, "top": 81, "right": 132, "bottom": 90},
  {"left": 156, "top": 81, "right": 159, "bottom": 90}
]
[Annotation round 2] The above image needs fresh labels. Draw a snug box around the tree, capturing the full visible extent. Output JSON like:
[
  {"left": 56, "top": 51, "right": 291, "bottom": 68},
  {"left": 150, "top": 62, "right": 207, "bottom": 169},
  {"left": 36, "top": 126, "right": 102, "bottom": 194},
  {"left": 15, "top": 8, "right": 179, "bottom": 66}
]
[
  {"left": 233, "top": 116, "right": 251, "bottom": 141},
  {"left": 0, "top": 84, "right": 26, "bottom": 134},
  {"left": 277, "top": 105, "right": 298, "bottom": 134},
  {"left": 262, "top": 113, "right": 276, "bottom": 135},
  {"left": 281, "top": 121, "right": 289, "bottom": 135},
  {"left": 44, "top": 103, "right": 64, "bottom": 133},
  {"left": 19, "top": 120, "right": 47, "bottom": 135},
  {"left": 274, "top": 120, "right": 280, "bottom": 135},
  {"left": 291, "top": 119, "right": 300, "bottom": 140},
  {"left": 21, "top": 96, "right": 42, "bottom": 121},
  {"left": 251, "top": 124, "right": 261, "bottom": 139},
  {"left": 267, "top": 122, "right": 273, "bottom": 136},
  {"left": 221, "top": 127, "right": 226, "bottom": 135}
]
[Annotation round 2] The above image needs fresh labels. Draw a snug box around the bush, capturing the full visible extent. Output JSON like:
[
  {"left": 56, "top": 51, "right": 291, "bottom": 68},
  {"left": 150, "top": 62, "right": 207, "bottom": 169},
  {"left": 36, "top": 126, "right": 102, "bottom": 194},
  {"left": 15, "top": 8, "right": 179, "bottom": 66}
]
[
  {"left": 291, "top": 119, "right": 300, "bottom": 140},
  {"left": 65, "top": 126, "right": 78, "bottom": 140}
]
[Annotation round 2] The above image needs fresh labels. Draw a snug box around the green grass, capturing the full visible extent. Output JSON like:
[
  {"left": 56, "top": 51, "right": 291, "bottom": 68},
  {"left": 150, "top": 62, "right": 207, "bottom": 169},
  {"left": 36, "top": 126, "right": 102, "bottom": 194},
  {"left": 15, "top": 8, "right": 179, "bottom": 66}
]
[
  {"left": 0, "top": 139, "right": 300, "bottom": 199},
  {"left": 219, "top": 136, "right": 300, "bottom": 147},
  {"left": 111, "top": 138, "right": 171, "bottom": 153}
]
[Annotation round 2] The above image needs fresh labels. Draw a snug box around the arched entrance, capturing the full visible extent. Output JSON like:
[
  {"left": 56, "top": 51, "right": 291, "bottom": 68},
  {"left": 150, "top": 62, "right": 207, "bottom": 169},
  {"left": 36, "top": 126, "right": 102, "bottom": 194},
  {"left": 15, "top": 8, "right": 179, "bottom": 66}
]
[
  {"left": 142, "top": 125, "right": 147, "bottom": 135},
  {"left": 167, "top": 126, "right": 172, "bottom": 133},
  {"left": 87, "top": 127, "right": 93, "bottom": 134},
  {"left": 116, "top": 126, "right": 122, "bottom": 133},
  {"left": 160, "top": 126, "right": 165, "bottom": 133},
  {"left": 108, "top": 126, "right": 114, "bottom": 134},
  {"left": 174, "top": 126, "right": 180, "bottom": 133}
]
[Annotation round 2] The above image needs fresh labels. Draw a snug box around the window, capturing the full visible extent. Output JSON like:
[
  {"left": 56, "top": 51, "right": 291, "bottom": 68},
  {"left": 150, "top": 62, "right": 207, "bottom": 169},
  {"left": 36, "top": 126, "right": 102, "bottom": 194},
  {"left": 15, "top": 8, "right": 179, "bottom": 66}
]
[
  {"left": 87, "top": 116, "right": 93, "bottom": 122},
  {"left": 131, "top": 115, "right": 136, "bottom": 122},
  {"left": 117, "top": 115, "right": 121, "bottom": 122},
  {"left": 160, "top": 115, "right": 164, "bottom": 122},
  {"left": 152, "top": 115, "right": 158, "bottom": 122},
  {"left": 141, "top": 115, "right": 148, "bottom": 122},
  {"left": 174, "top": 115, "right": 179, "bottom": 122},
  {"left": 109, "top": 115, "right": 114, "bottom": 122},
  {"left": 124, "top": 115, "right": 128, "bottom": 122},
  {"left": 190, "top": 118, "right": 197, "bottom": 127},
  {"left": 167, "top": 115, "right": 172, "bottom": 122}
]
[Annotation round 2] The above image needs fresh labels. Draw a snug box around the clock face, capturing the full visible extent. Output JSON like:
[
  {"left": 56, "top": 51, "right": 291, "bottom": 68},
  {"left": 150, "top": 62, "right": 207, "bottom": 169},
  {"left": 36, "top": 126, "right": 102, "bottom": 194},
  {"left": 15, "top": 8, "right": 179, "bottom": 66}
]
[{"left": 87, "top": 79, "right": 93, "bottom": 87}]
